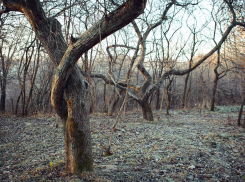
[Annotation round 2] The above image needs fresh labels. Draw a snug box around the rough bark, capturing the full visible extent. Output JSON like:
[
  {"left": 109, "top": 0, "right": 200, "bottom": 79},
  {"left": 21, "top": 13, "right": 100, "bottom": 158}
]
[
  {"left": 210, "top": 69, "right": 219, "bottom": 111},
  {"left": 0, "top": 77, "right": 6, "bottom": 113},
  {"left": 50, "top": 0, "right": 147, "bottom": 119},
  {"left": 140, "top": 101, "right": 153, "bottom": 121},
  {"left": 103, "top": 83, "right": 107, "bottom": 113},
  {"left": 181, "top": 72, "right": 190, "bottom": 109},
  {"left": 155, "top": 88, "right": 160, "bottom": 110},
  {"left": 1, "top": 0, "right": 147, "bottom": 173},
  {"left": 0, "top": 46, "right": 6, "bottom": 113},
  {"left": 109, "top": 89, "right": 123, "bottom": 116},
  {"left": 64, "top": 70, "right": 92, "bottom": 172},
  {"left": 166, "top": 77, "right": 173, "bottom": 115},
  {"left": 237, "top": 97, "right": 245, "bottom": 126}
]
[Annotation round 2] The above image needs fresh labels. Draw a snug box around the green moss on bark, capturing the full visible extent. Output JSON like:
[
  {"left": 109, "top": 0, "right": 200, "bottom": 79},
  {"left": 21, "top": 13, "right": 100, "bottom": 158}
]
[
  {"left": 147, "top": 102, "right": 153, "bottom": 120},
  {"left": 67, "top": 117, "right": 93, "bottom": 173},
  {"left": 77, "top": 152, "right": 93, "bottom": 172},
  {"left": 142, "top": 102, "right": 153, "bottom": 121},
  {"left": 76, "top": 129, "right": 93, "bottom": 172}
]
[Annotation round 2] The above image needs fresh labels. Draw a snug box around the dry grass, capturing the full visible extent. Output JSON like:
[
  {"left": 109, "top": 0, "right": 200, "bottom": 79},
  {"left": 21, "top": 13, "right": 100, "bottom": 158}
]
[{"left": 0, "top": 106, "right": 245, "bottom": 181}]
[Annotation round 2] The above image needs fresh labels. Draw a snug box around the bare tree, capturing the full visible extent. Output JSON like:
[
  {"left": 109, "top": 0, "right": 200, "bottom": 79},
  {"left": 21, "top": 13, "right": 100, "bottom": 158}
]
[
  {"left": 31, "top": 58, "right": 55, "bottom": 114},
  {"left": 86, "top": 0, "right": 244, "bottom": 121},
  {"left": 181, "top": 28, "right": 200, "bottom": 109},
  {"left": 24, "top": 40, "right": 41, "bottom": 115},
  {"left": 1, "top": 0, "right": 147, "bottom": 173},
  {"left": 0, "top": 22, "right": 22, "bottom": 113},
  {"left": 166, "top": 75, "right": 174, "bottom": 115},
  {"left": 86, "top": 0, "right": 197, "bottom": 120},
  {"left": 238, "top": 96, "right": 245, "bottom": 126}
]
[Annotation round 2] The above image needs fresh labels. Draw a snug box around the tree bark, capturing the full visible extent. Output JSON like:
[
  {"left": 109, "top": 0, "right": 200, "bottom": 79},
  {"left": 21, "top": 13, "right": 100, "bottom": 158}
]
[
  {"left": 1, "top": 0, "right": 147, "bottom": 173},
  {"left": 210, "top": 48, "right": 220, "bottom": 111},
  {"left": 0, "top": 47, "right": 7, "bottom": 113},
  {"left": 210, "top": 71, "right": 218, "bottom": 111},
  {"left": 155, "top": 88, "right": 160, "bottom": 110},
  {"left": 0, "top": 78, "right": 6, "bottom": 113},
  {"left": 109, "top": 89, "right": 123, "bottom": 116},
  {"left": 64, "top": 70, "right": 92, "bottom": 172},
  {"left": 181, "top": 72, "right": 190, "bottom": 109},
  {"left": 237, "top": 97, "right": 245, "bottom": 126},
  {"left": 166, "top": 89, "right": 171, "bottom": 115},
  {"left": 103, "top": 83, "right": 107, "bottom": 113},
  {"left": 166, "top": 76, "right": 174, "bottom": 115},
  {"left": 140, "top": 100, "right": 153, "bottom": 121},
  {"left": 15, "top": 90, "right": 22, "bottom": 115}
]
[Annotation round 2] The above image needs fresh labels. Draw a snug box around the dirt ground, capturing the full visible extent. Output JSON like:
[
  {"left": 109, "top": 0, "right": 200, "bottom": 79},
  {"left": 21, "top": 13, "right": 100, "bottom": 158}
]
[{"left": 1, "top": 106, "right": 245, "bottom": 182}]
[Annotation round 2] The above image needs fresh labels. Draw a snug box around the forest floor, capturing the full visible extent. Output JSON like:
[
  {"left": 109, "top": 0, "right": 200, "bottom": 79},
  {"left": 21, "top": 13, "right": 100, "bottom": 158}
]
[{"left": 1, "top": 106, "right": 245, "bottom": 182}]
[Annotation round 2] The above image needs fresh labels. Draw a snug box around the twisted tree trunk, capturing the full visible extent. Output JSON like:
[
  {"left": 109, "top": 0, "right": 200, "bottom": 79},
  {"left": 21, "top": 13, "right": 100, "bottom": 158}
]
[
  {"left": 1, "top": 0, "right": 146, "bottom": 173},
  {"left": 140, "top": 101, "right": 153, "bottom": 121}
]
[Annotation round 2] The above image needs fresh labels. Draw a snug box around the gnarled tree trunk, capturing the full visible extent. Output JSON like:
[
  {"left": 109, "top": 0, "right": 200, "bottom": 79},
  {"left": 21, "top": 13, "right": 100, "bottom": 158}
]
[
  {"left": 1, "top": 0, "right": 147, "bottom": 173},
  {"left": 133, "top": 99, "right": 153, "bottom": 121},
  {"left": 141, "top": 101, "right": 153, "bottom": 121},
  {"left": 62, "top": 69, "right": 92, "bottom": 172}
]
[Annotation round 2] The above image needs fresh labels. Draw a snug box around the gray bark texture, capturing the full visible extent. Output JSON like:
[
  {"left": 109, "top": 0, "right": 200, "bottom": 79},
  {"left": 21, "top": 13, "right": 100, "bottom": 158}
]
[{"left": 1, "top": 0, "right": 146, "bottom": 173}]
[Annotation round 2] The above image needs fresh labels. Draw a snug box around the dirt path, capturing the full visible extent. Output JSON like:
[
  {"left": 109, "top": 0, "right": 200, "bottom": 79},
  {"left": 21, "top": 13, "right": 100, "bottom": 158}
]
[{"left": 0, "top": 106, "right": 245, "bottom": 181}]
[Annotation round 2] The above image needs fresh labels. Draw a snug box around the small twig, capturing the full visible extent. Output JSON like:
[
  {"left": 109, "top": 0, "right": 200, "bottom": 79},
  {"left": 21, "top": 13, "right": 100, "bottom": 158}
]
[{"left": 104, "top": 78, "right": 130, "bottom": 156}]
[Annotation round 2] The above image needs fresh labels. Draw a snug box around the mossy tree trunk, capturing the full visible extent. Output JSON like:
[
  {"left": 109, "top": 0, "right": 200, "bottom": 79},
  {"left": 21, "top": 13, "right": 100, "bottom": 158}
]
[
  {"left": 63, "top": 70, "right": 92, "bottom": 172},
  {"left": 1, "top": 0, "right": 147, "bottom": 173},
  {"left": 140, "top": 101, "right": 153, "bottom": 121}
]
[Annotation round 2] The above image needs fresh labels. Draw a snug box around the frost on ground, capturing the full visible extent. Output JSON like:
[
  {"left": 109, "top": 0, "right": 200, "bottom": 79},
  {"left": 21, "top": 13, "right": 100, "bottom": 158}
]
[{"left": 0, "top": 106, "right": 245, "bottom": 181}]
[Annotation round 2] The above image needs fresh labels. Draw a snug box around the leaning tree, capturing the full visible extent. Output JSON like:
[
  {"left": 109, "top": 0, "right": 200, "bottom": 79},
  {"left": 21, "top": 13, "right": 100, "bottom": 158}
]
[{"left": 0, "top": 0, "right": 147, "bottom": 173}]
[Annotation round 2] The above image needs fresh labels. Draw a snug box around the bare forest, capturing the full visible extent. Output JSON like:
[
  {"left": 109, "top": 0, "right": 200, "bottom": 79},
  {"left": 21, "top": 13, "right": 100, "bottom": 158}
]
[{"left": 0, "top": 0, "right": 245, "bottom": 181}]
